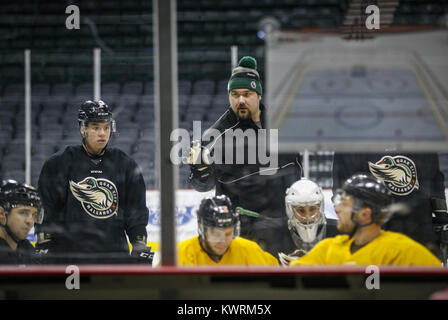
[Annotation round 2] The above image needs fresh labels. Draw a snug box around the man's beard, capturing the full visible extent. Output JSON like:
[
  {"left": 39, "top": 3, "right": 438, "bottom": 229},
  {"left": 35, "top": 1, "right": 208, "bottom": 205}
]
[
  {"left": 199, "top": 237, "right": 228, "bottom": 262},
  {"left": 236, "top": 105, "right": 252, "bottom": 120}
]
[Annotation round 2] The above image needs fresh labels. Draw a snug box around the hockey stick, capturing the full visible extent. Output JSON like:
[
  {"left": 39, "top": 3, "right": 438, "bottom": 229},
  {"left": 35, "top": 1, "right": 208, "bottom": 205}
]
[
  {"left": 236, "top": 206, "right": 274, "bottom": 221},
  {"left": 218, "top": 155, "right": 302, "bottom": 185}
]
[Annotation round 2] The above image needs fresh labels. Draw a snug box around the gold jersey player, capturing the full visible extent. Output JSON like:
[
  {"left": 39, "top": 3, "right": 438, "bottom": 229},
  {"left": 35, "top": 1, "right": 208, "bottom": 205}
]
[
  {"left": 178, "top": 195, "right": 278, "bottom": 266},
  {"left": 291, "top": 174, "right": 441, "bottom": 267}
]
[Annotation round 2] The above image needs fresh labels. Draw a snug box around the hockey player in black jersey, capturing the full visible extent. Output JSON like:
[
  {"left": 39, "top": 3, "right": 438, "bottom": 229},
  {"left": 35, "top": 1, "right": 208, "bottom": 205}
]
[
  {"left": 36, "top": 100, "right": 153, "bottom": 264},
  {"left": 0, "top": 180, "right": 43, "bottom": 264}
]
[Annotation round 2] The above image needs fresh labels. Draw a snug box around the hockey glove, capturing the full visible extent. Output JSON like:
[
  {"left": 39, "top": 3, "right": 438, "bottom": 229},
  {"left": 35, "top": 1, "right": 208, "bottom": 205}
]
[
  {"left": 187, "top": 140, "right": 212, "bottom": 168},
  {"left": 187, "top": 141, "right": 215, "bottom": 189},
  {"left": 432, "top": 198, "right": 448, "bottom": 265},
  {"left": 34, "top": 232, "right": 53, "bottom": 256},
  {"left": 131, "top": 241, "right": 155, "bottom": 264},
  {"left": 432, "top": 198, "right": 448, "bottom": 243},
  {"left": 278, "top": 249, "right": 307, "bottom": 266}
]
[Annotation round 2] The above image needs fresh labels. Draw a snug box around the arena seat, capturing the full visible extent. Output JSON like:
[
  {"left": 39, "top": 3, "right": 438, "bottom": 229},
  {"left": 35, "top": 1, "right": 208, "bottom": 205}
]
[{"left": 0, "top": 0, "right": 445, "bottom": 190}]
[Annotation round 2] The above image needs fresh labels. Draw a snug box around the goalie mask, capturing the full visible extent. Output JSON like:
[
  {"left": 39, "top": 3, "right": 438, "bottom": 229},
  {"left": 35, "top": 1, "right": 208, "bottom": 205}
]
[{"left": 285, "top": 179, "right": 326, "bottom": 243}]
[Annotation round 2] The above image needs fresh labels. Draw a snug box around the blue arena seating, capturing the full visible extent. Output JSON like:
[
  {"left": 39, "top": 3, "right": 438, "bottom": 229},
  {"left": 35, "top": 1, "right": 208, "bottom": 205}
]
[{"left": 0, "top": 0, "right": 447, "bottom": 188}]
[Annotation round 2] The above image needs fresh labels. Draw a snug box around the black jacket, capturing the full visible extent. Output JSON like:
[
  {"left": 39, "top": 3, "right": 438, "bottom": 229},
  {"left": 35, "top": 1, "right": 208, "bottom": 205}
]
[
  {"left": 332, "top": 152, "right": 446, "bottom": 248},
  {"left": 189, "top": 104, "right": 300, "bottom": 219},
  {"left": 37, "top": 145, "right": 148, "bottom": 263},
  {"left": 0, "top": 238, "right": 36, "bottom": 265}
]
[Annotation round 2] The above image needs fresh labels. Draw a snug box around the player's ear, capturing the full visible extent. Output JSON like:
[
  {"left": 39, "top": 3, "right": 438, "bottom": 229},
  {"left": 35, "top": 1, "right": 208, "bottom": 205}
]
[
  {"left": 359, "top": 207, "right": 373, "bottom": 223},
  {"left": 79, "top": 125, "right": 86, "bottom": 137}
]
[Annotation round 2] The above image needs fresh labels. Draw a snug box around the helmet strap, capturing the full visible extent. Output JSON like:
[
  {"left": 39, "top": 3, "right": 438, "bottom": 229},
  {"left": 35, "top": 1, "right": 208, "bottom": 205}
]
[
  {"left": 349, "top": 205, "right": 375, "bottom": 238},
  {"left": 0, "top": 214, "right": 21, "bottom": 246},
  {"left": 80, "top": 122, "right": 88, "bottom": 146}
]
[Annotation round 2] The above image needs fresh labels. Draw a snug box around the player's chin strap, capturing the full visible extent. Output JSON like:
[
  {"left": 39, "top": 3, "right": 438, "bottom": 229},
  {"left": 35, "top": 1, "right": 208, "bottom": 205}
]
[
  {"left": 348, "top": 219, "right": 368, "bottom": 239},
  {"left": 348, "top": 202, "right": 410, "bottom": 238},
  {"left": 1, "top": 215, "right": 21, "bottom": 245},
  {"left": 347, "top": 201, "right": 374, "bottom": 239}
]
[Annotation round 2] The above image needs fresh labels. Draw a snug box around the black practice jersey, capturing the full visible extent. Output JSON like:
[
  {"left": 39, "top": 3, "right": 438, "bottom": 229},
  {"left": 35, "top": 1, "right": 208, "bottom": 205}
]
[
  {"left": 0, "top": 238, "right": 35, "bottom": 265},
  {"left": 37, "top": 145, "right": 149, "bottom": 263}
]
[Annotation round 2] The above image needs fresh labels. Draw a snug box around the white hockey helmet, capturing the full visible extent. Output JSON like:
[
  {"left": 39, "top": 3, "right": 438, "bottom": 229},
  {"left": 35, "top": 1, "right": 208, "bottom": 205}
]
[{"left": 285, "top": 178, "right": 325, "bottom": 242}]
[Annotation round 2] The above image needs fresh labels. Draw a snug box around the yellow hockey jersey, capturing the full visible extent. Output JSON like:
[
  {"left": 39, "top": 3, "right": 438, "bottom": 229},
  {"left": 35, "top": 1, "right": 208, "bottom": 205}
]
[
  {"left": 290, "top": 231, "right": 441, "bottom": 266},
  {"left": 178, "top": 236, "right": 279, "bottom": 266}
]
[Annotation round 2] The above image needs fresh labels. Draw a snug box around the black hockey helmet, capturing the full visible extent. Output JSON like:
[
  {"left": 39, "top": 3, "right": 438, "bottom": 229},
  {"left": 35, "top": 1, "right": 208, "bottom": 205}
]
[
  {"left": 335, "top": 174, "right": 392, "bottom": 224},
  {"left": 342, "top": 174, "right": 392, "bottom": 208},
  {"left": 197, "top": 195, "right": 240, "bottom": 239},
  {"left": 78, "top": 100, "right": 116, "bottom": 132},
  {"left": 0, "top": 179, "right": 43, "bottom": 224}
]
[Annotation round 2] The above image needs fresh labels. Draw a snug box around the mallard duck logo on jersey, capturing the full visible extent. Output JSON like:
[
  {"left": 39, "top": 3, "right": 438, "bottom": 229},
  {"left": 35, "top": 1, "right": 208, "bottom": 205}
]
[
  {"left": 368, "top": 155, "right": 419, "bottom": 196},
  {"left": 69, "top": 177, "right": 118, "bottom": 219}
]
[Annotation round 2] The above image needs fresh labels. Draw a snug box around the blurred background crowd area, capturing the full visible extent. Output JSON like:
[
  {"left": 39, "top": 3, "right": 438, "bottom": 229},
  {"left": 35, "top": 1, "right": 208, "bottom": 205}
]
[{"left": 0, "top": 0, "right": 447, "bottom": 189}]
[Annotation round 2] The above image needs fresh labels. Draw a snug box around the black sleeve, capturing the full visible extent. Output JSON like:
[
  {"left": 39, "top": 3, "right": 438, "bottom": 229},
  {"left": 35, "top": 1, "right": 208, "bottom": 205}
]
[
  {"left": 124, "top": 158, "right": 149, "bottom": 244},
  {"left": 332, "top": 153, "right": 370, "bottom": 193},
  {"left": 431, "top": 154, "right": 447, "bottom": 202},
  {"left": 332, "top": 153, "right": 348, "bottom": 194},
  {"left": 36, "top": 155, "right": 68, "bottom": 237},
  {"left": 17, "top": 240, "right": 40, "bottom": 265},
  {"left": 431, "top": 154, "right": 447, "bottom": 218},
  {"left": 325, "top": 218, "right": 339, "bottom": 237}
]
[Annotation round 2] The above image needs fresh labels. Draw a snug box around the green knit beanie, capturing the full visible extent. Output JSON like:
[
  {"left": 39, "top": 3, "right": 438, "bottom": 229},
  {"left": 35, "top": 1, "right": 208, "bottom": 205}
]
[{"left": 227, "top": 56, "right": 262, "bottom": 95}]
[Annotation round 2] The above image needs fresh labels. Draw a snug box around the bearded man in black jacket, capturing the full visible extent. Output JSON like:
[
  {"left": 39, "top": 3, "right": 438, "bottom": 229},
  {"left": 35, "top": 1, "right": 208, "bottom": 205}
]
[{"left": 188, "top": 56, "right": 300, "bottom": 256}]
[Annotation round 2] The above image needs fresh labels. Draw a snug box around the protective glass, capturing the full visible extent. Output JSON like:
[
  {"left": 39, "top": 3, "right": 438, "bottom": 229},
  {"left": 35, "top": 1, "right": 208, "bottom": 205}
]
[
  {"left": 205, "top": 227, "right": 235, "bottom": 243},
  {"left": 10, "top": 204, "right": 44, "bottom": 224},
  {"left": 83, "top": 119, "right": 116, "bottom": 133},
  {"left": 331, "top": 189, "right": 344, "bottom": 207}
]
